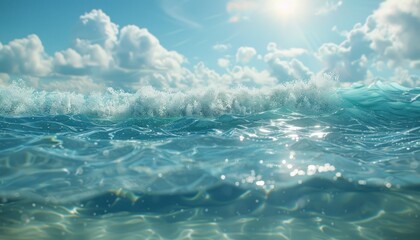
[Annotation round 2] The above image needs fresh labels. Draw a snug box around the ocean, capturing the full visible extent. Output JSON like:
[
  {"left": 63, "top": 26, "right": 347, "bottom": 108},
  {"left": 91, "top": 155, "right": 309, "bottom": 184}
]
[{"left": 0, "top": 80, "right": 419, "bottom": 239}]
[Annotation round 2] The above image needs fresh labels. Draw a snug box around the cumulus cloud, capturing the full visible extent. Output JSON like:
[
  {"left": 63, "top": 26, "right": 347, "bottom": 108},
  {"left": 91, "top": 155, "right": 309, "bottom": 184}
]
[
  {"left": 317, "top": 0, "right": 420, "bottom": 83},
  {"left": 0, "top": 34, "right": 52, "bottom": 76},
  {"left": 54, "top": 48, "right": 88, "bottom": 75},
  {"left": 54, "top": 43, "right": 113, "bottom": 78},
  {"left": 218, "top": 58, "right": 231, "bottom": 68},
  {"left": 0, "top": 9, "right": 188, "bottom": 91},
  {"left": 0, "top": 8, "right": 314, "bottom": 91},
  {"left": 192, "top": 62, "right": 222, "bottom": 85},
  {"left": 265, "top": 42, "right": 307, "bottom": 61},
  {"left": 180, "top": 61, "right": 276, "bottom": 89},
  {"left": 263, "top": 42, "right": 312, "bottom": 81},
  {"left": 267, "top": 58, "right": 313, "bottom": 81},
  {"left": 368, "top": 0, "right": 420, "bottom": 68},
  {"left": 53, "top": 10, "right": 116, "bottom": 77},
  {"left": 116, "top": 25, "right": 184, "bottom": 71},
  {"left": 316, "top": 1, "right": 343, "bottom": 15},
  {"left": 0, "top": 72, "right": 11, "bottom": 86},
  {"left": 2, "top": 2, "right": 418, "bottom": 91},
  {"left": 78, "top": 9, "right": 119, "bottom": 49},
  {"left": 76, "top": 10, "right": 184, "bottom": 88},
  {"left": 213, "top": 44, "right": 230, "bottom": 52},
  {"left": 40, "top": 75, "right": 106, "bottom": 93},
  {"left": 228, "top": 66, "right": 275, "bottom": 87},
  {"left": 316, "top": 22, "right": 372, "bottom": 82},
  {"left": 236, "top": 47, "right": 257, "bottom": 64},
  {"left": 391, "top": 68, "right": 419, "bottom": 88},
  {"left": 0, "top": 9, "right": 197, "bottom": 91}
]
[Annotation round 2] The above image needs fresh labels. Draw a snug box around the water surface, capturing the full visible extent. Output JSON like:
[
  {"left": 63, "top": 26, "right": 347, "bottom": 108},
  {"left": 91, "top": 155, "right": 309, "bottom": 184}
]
[{"left": 1, "top": 81, "right": 419, "bottom": 239}]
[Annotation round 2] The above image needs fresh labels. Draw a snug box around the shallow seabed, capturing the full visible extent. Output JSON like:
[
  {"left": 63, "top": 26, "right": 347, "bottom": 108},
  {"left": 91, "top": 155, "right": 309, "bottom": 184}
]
[{"left": 1, "top": 184, "right": 420, "bottom": 240}]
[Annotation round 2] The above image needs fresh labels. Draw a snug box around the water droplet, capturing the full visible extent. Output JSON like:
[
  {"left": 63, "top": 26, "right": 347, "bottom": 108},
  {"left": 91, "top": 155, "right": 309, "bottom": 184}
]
[
  {"left": 358, "top": 180, "right": 367, "bottom": 185},
  {"left": 256, "top": 180, "right": 265, "bottom": 186},
  {"left": 75, "top": 167, "right": 83, "bottom": 175}
]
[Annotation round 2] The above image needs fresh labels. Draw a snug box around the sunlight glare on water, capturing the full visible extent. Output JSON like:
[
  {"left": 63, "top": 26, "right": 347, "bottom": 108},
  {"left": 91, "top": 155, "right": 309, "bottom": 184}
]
[{"left": 0, "top": 81, "right": 419, "bottom": 239}]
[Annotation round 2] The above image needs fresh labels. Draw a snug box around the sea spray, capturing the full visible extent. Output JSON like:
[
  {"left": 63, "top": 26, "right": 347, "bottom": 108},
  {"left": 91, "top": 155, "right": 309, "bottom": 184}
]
[{"left": 0, "top": 77, "right": 339, "bottom": 117}]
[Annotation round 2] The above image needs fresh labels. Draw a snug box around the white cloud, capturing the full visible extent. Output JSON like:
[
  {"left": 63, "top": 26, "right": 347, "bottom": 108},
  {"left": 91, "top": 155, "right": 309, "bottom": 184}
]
[
  {"left": 236, "top": 47, "right": 257, "bottom": 64},
  {"left": 60, "top": 10, "right": 185, "bottom": 89},
  {"left": 53, "top": 10, "right": 117, "bottom": 76},
  {"left": 2, "top": 2, "right": 419, "bottom": 91},
  {"left": 116, "top": 25, "right": 184, "bottom": 71},
  {"left": 316, "top": 1, "right": 343, "bottom": 15},
  {"left": 40, "top": 75, "right": 105, "bottom": 93},
  {"left": 0, "top": 34, "right": 52, "bottom": 76},
  {"left": 263, "top": 42, "right": 312, "bottom": 81},
  {"left": 75, "top": 9, "right": 185, "bottom": 89},
  {"left": 267, "top": 58, "right": 313, "bottom": 81},
  {"left": 192, "top": 62, "right": 222, "bottom": 85},
  {"left": 265, "top": 42, "right": 307, "bottom": 61},
  {"left": 368, "top": 0, "right": 420, "bottom": 68},
  {"left": 391, "top": 67, "right": 419, "bottom": 88},
  {"left": 78, "top": 9, "right": 119, "bottom": 49},
  {"left": 410, "top": 61, "right": 420, "bottom": 69},
  {"left": 0, "top": 73, "right": 10, "bottom": 86},
  {"left": 213, "top": 44, "right": 230, "bottom": 52},
  {"left": 228, "top": 66, "right": 275, "bottom": 87},
  {"left": 316, "top": 23, "right": 372, "bottom": 82},
  {"left": 218, "top": 58, "right": 231, "bottom": 68},
  {"left": 316, "top": 0, "right": 420, "bottom": 84},
  {"left": 0, "top": 9, "right": 189, "bottom": 91},
  {"left": 54, "top": 41, "right": 112, "bottom": 77},
  {"left": 183, "top": 61, "right": 276, "bottom": 89},
  {"left": 54, "top": 48, "right": 87, "bottom": 75}
]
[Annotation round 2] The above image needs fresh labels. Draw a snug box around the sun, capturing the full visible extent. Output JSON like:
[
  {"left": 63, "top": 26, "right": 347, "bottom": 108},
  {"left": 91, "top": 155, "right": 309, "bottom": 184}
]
[{"left": 265, "top": 0, "right": 301, "bottom": 19}]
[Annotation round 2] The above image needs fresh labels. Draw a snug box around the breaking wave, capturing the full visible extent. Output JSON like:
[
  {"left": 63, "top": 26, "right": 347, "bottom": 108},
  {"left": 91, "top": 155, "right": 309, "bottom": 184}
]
[
  {"left": 1, "top": 80, "right": 419, "bottom": 119},
  {"left": 1, "top": 79, "right": 339, "bottom": 117}
]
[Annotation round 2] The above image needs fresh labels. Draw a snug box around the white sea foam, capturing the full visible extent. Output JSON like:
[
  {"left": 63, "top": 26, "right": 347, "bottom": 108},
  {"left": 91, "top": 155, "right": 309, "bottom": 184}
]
[
  {"left": 2, "top": 78, "right": 419, "bottom": 118},
  {"left": 0, "top": 78, "right": 339, "bottom": 117}
]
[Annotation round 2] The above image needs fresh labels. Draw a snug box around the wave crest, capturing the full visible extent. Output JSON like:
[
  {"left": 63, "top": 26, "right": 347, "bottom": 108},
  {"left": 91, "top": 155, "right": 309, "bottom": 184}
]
[{"left": 0, "top": 79, "right": 338, "bottom": 117}]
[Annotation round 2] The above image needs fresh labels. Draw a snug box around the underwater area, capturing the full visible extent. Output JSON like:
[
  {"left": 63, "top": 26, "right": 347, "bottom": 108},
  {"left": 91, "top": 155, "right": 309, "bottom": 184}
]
[{"left": 0, "top": 81, "right": 419, "bottom": 240}]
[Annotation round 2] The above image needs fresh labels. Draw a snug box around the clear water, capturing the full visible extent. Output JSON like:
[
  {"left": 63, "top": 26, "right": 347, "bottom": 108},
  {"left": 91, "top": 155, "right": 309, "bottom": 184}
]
[{"left": 1, "top": 81, "right": 419, "bottom": 239}]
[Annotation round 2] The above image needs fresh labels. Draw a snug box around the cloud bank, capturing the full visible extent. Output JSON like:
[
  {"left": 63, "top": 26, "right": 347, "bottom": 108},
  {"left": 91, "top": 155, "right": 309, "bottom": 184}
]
[
  {"left": 317, "top": 0, "right": 420, "bottom": 86},
  {"left": 0, "top": 9, "right": 315, "bottom": 91},
  {"left": 1, "top": 10, "right": 189, "bottom": 91},
  {"left": 0, "top": 0, "right": 419, "bottom": 91}
]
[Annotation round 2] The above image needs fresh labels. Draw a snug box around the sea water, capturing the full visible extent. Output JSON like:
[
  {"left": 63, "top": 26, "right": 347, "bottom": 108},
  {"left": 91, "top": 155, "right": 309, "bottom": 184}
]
[{"left": 0, "top": 80, "right": 419, "bottom": 239}]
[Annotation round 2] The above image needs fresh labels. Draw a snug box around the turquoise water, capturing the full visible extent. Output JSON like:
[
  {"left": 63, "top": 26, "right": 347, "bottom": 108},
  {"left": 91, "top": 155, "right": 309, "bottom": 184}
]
[{"left": 0, "top": 81, "right": 419, "bottom": 239}]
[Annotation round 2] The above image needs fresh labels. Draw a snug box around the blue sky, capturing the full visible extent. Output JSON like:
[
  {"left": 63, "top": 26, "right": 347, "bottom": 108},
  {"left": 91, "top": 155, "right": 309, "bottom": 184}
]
[{"left": 0, "top": 0, "right": 419, "bottom": 92}]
